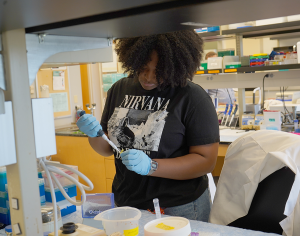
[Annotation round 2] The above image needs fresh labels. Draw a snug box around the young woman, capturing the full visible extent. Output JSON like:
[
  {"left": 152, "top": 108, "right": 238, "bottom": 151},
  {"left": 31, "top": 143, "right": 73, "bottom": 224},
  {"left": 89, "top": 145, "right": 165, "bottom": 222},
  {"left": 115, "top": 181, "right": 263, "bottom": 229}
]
[{"left": 77, "top": 30, "right": 219, "bottom": 222}]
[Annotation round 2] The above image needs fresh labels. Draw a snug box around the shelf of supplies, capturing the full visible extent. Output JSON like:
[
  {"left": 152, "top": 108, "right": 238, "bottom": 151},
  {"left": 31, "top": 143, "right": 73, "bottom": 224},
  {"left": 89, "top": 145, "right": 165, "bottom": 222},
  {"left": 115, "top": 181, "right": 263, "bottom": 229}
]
[
  {"left": 193, "top": 69, "right": 300, "bottom": 89},
  {"left": 196, "top": 69, "right": 222, "bottom": 74},
  {"left": 222, "top": 20, "right": 300, "bottom": 38},
  {"left": 195, "top": 64, "right": 300, "bottom": 75},
  {"left": 237, "top": 64, "right": 300, "bottom": 73}
]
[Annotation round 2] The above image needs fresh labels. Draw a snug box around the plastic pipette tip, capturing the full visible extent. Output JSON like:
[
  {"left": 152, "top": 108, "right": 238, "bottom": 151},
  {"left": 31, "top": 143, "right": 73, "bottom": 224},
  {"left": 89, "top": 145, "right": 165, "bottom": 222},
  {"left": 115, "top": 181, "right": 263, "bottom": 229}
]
[{"left": 153, "top": 198, "right": 161, "bottom": 219}]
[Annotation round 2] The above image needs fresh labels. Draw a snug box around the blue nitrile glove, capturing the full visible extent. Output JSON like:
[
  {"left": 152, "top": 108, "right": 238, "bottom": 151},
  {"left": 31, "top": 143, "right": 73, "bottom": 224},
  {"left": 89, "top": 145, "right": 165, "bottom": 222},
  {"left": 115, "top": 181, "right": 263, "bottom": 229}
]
[
  {"left": 121, "top": 149, "right": 151, "bottom": 175},
  {"left": 76, "top": 114, "right": 102, "bottom": 138}
]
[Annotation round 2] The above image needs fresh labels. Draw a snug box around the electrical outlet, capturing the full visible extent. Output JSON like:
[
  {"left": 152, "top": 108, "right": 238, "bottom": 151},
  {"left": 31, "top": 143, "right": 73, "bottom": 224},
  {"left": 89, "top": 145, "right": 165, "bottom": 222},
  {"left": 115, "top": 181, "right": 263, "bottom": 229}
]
[{"left": 13, "top": 223, "right": 22, "bottom": 235}]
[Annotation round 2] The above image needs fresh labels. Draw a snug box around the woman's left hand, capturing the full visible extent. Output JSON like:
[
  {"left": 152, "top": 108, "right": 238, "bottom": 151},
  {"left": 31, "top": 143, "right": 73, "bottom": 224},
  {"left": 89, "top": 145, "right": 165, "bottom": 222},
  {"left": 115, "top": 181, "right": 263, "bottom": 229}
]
[{"left": 121, "top": 149, "right": 151, "bottom": 175}]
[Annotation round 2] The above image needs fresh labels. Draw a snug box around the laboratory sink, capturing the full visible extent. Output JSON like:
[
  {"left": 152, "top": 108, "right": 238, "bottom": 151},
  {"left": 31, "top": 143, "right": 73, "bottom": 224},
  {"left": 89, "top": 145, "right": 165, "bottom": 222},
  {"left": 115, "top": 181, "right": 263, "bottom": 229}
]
[
  {"left": 55, "top": 125, "right": 86, "bottom": 136},
  {"left": 55, "top": 126, "right": 79, "bottom": 132},
  {"left": 68, "top": 127, "right": 79, "bottom": 131}
]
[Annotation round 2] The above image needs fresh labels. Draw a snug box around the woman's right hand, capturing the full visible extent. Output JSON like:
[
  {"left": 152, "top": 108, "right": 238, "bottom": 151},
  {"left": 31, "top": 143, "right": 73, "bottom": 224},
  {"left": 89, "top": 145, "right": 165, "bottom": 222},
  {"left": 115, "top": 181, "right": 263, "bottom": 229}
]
[{"left": 76, "top": 114, "right": 102, "bottom": 137}]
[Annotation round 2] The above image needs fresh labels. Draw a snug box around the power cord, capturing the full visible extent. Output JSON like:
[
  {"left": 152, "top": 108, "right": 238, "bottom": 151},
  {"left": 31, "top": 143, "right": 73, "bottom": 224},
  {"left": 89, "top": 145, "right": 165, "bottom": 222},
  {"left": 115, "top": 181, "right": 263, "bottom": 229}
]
[
  {"left": 258, "top": 73, "right": 270, "bottom": 114},
  {"left": 38, "top": 157, "right": 94, "bottom": 236},
  {"left": 226, "top": 89, "right": 233, "bottom": 104},
  {"left": 280, "top": 87, "right": 293, "bottom": 122},
  {"left": 262, "top": 74, "right": 269, "bottom": 109}
]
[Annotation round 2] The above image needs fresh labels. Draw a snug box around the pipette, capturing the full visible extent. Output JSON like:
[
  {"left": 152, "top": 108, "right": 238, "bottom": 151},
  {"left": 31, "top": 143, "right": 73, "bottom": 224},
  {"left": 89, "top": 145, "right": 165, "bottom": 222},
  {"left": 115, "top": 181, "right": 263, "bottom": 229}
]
[
  {"left": 225, "top": 104, "right": 233, "bottom": 126},
  {"left": 221, "top": 104, "right": 229, "bottom": 125},
  {"left": 76, "top": 110, "right": 120, "bottom": 153},
  {"left": 229, "top": 104, "right": 238, "bottom": 127},
  {"left": 153, "top": 198, "right": 161, "bottom": 219}
]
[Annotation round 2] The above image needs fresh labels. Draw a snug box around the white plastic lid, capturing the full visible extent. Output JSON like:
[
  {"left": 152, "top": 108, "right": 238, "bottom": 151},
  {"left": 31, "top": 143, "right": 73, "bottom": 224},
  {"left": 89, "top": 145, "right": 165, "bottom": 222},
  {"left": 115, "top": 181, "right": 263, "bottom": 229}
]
[{"left": 144, "top": 217, "right": 191, "bottom": 236}]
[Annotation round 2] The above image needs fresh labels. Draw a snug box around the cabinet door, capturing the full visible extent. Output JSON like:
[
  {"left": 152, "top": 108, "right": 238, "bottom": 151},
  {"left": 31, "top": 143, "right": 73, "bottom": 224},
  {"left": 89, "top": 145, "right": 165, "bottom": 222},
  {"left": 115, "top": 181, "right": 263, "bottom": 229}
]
[
  {"left": 105, "top": 158, "right": 116, "bottom": 180},
  {"left": 212, "top": 144, "right": 229, "bottom": 176},
  {"left": 106, "top": 179, "right": 114, "bottom": 193}
]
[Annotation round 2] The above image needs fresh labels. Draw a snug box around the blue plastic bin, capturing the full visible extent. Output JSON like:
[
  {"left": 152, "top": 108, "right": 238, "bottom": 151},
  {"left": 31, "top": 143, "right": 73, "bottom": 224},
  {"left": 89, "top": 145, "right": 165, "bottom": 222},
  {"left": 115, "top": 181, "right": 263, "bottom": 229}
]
[
  {"left": 0, "top": 168, "right": 7, "bottom": 192},
  {"left": 38, "top": 178, "right": 46, "bottom": 206},
  {"left": 61, "top": 205, "right": 76, "bottom": 217},
  {"left": 0, "top": 207, "right": 10, "bottom": 225},
  {"left": 81, "top": 193, "right": 114, "bottom": 218},
  {"left": 0, "top": 191, "right": 8, "bottom": 208}
]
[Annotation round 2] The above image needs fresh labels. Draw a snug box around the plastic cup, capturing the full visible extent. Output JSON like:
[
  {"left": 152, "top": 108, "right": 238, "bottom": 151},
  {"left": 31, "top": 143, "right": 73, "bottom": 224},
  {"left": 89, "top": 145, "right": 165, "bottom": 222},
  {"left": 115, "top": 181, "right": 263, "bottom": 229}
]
[{"left": 94, "top": 207, "right": 141, "bottom": 236}]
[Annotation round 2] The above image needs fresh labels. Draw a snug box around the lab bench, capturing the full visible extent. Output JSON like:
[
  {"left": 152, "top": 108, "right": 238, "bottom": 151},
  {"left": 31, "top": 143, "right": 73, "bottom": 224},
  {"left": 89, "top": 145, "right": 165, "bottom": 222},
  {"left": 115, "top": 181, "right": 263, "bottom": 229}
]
[
  {"left": 0, "top": 206, "right": 279, "bottom": 236},
  {"left": 61, "top": 206, "right": 279, "bottom": 236}
]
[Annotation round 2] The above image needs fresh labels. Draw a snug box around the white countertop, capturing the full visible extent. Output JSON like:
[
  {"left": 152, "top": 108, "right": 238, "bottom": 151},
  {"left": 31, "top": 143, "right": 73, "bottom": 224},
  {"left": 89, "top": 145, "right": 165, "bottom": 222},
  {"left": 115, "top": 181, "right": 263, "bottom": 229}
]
[{"left": 220, "top": 128, "right": 255, "bottom": 143}]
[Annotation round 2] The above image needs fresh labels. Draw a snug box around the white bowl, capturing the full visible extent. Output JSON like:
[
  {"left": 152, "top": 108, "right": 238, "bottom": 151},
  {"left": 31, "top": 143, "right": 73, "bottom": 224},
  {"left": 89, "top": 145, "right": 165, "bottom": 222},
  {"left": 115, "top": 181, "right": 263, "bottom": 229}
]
[{"left": 144, "top": 217, "right": 191, "bottom": 236}]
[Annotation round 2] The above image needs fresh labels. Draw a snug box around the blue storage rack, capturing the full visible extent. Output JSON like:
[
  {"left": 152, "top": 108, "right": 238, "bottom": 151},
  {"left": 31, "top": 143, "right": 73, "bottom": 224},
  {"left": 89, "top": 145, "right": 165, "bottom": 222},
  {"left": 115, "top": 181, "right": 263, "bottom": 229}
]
[
  {"left": 45, "top": 184, "right": 77, "bottom": 202},
  {"left": 61, "top": 205, "right": 76, "bottom": 217}
]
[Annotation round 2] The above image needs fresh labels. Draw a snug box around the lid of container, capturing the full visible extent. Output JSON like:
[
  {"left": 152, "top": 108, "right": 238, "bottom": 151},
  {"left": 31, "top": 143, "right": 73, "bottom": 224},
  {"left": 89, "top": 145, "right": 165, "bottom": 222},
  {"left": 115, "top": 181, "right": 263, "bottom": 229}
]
[
  {"left": 60, "top": 223, "right": 78, "bottom": 234},
  {"left": 94, "top": 206, "right": 141, "bottom": 222},
  {"left": 225, "top": 62, "right": 241, "bottom": 65},
  {"left": 43, "top": 231, "right": 51, "bottom": 236},
  {"left": 144, "top": 217, "right": 191, "bottom": 236},
  {"left": 5, "top": 225, "right": 12, "bottom": 233}
]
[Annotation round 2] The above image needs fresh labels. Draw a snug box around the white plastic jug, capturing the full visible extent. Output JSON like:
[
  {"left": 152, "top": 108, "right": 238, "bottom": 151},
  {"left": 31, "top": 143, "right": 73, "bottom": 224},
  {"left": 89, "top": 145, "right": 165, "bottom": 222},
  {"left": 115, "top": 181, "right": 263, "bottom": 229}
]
[{"left": 94, "top": 207, "right": 141, "bottom": 236}]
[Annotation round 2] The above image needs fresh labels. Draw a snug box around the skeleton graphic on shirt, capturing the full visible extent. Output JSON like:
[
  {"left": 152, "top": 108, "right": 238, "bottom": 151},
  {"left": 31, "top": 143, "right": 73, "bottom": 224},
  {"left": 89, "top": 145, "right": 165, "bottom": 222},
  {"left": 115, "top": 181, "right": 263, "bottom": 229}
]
[{"left": 107, "top": 95, "right": 169, "bottom": 158}]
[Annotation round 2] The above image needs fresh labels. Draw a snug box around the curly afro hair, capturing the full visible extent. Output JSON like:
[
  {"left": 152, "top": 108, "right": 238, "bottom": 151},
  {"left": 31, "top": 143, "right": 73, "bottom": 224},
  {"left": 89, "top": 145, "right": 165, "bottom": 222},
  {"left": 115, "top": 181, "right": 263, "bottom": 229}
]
[{"left": 115, "top": 30, "right": 203, "bottom": 90}]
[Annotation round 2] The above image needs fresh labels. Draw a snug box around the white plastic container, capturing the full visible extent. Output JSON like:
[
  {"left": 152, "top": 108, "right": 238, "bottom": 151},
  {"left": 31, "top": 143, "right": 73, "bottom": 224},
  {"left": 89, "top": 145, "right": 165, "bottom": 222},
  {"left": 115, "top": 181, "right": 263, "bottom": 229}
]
[
  {"left": 94, "top": 207, "right": 141, "bottom": 236},
  {"left": 144, "top": 217, "right": 191, "bottom": 236},
  {"left": 263, "top": 110, "right": 281, "bottom": 131},
  {"left": 207, "top": 57, "right": 223, "bottom": 69}
]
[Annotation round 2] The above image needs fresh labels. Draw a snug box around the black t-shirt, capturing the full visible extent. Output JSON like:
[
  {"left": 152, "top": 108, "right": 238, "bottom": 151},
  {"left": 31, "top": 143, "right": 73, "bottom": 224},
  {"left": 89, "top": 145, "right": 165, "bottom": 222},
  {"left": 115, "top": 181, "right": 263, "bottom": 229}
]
[{"left": 100, "top": 77, "right": 220, "bottom": 210}]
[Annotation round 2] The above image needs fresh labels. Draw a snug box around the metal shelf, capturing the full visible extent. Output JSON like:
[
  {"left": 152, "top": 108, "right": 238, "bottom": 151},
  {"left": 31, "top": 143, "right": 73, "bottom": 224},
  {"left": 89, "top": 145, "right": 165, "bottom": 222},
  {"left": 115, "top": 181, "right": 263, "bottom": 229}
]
[
  {"left": 237, "top": 64, "right": 300, "bottom": 73},
  {"left": 222, "top": 20, "right": 300, "bottom": 38},
  {"left": 196, "top": 64, "right": 300, "bottom": 74},
  {"left": 197, "top": 31, "right": 220, "bottom": 37},
  {"left": 193, "top": 69, "right": 300, "bottom": 89},
  {"left": 196, "top": 31, "right": 236, "bottom": 42}
]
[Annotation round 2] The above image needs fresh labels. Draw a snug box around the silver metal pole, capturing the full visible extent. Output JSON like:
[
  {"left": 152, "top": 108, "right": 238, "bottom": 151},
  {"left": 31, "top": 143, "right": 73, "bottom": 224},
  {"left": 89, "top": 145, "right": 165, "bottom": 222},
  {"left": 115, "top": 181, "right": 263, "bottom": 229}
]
[
  {"left": 238, "top": 88, "right": 246, "bottom": 128},
  {"left": 2, "top": 29, "right": 43, "bottom": 235}
]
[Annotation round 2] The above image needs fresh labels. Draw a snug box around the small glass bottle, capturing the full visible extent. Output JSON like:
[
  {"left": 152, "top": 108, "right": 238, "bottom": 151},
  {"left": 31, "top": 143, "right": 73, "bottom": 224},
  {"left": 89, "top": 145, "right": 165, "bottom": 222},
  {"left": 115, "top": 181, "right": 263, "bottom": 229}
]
[{"left": 5, "top": 225, "right": 12, "bottom": 236}]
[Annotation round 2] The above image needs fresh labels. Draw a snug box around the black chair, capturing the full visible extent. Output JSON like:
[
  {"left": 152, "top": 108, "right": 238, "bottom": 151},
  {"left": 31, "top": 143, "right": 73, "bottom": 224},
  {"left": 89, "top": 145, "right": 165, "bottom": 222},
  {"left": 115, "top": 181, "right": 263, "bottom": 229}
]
[{"left": 228, "top": 166, "right": 295, "bottom": 234}]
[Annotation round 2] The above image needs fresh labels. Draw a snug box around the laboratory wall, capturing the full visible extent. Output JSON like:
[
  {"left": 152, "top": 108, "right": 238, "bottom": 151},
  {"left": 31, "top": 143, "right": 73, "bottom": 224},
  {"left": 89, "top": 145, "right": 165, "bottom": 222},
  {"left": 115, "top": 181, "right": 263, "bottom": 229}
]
[
  {"left": 89, "top": 63, "right": 104, "bottom": 122},
  {"left": 54, "top": 65, "right": 83, "bottom": 128},
  {"left": 279, "top": 38, "right": 300, "bottom": 47},
  {"left": 217, "top": 37, "right": 278, "bottom": 56}
]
